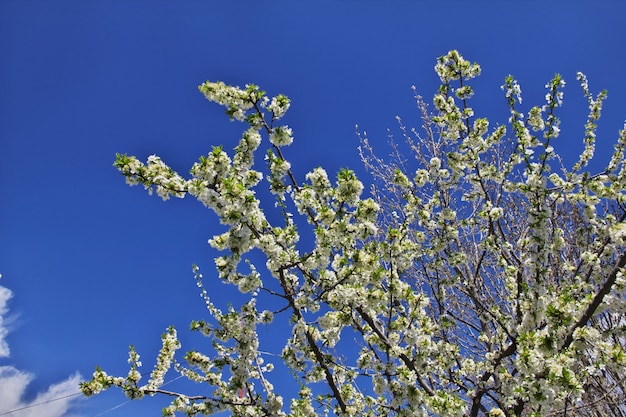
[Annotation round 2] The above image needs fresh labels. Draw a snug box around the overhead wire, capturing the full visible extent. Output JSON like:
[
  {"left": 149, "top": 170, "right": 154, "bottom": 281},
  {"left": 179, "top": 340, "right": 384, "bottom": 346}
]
[
  {"left": 0, "top": 373, "right": 185, "bottom": 416},
  {"left": 0, "top": 392, "right": 83, "bottom": 416}
]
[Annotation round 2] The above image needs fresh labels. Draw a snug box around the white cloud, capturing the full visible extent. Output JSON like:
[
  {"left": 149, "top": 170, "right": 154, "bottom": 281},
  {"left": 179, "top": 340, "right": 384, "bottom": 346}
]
[
  {"left": 0, "top": 283, "right": 83, "bottom": 417},
  {"left": 0, "top": 284, "right": 12, "bottom": 358}
]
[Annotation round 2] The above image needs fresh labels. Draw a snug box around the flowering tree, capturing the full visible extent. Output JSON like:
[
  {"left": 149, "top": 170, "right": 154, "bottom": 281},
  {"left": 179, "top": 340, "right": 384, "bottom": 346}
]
[{"left": 81, "top": 51, "right": 626, "bottom": 417}]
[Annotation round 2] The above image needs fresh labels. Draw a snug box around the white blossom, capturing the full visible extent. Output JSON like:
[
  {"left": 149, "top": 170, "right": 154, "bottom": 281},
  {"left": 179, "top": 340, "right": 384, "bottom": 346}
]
[{"left": 86, "top": 51, "right": 626, "bottom": 417}]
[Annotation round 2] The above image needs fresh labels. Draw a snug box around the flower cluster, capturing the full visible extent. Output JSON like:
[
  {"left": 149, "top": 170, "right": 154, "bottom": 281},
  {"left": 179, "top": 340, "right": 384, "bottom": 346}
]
[
  {"left": 84, "top": 51, "right": 626, "bottom": 417},
  {"left": 269, "top": 126, "right": 294, "bottom": 147}
]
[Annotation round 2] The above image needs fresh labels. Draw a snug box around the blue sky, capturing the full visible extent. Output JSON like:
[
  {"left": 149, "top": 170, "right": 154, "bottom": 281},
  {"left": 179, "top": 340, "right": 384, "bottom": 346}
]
[{"left": 1, "top": 1, "right": 625, "bottom": 416}]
